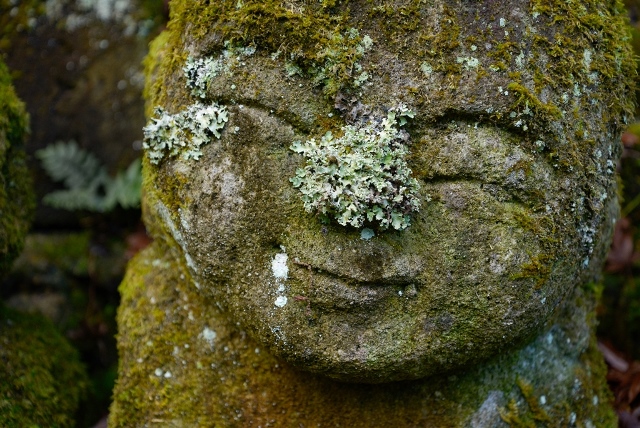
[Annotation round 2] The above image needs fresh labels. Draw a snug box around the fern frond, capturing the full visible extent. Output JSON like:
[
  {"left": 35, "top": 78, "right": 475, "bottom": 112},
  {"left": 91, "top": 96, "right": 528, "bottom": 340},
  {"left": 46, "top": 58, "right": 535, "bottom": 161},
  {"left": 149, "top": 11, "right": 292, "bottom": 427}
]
[
  {"left": 41, "top": 172, "right": 110, "bottom": 212},
  {"left": 104, "top": 159, "right": 142, "bottom": 210},
  {"left": 36, "top": 141, "right": 142, "bottom": 212},
  {"left": 36, "top": 140, "right": 106, "bottom": 189}
]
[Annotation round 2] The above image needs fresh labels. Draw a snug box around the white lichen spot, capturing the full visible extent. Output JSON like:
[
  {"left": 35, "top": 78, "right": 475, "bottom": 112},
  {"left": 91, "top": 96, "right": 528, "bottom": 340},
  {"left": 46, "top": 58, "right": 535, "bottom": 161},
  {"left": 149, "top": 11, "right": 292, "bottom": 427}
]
[
  {"left": 154, "top": 368, "right": 163, "bottom": 377},
  {"left": 361, "top": 34, "right": 374, "bottom": 51},
  {"left": 499, "top": 18, "right": 506, "bottom": 27},
  {"left": 583, "top": 49, "right": 592, "bottom": 71},
  {"left": 573, "top": 83, "right": 581, "bottom": 97},
  {"left": 354, "top": 71, "right": 369, "bottom": 87},
  {"left": 515, "top": 51, "right": 525, "bottom": 69},
  {"left": 470, "top": 44, "right": 477, "bottom": 51},
  {"left": 200, "top": 327, "right": 217, "bottom": 347},
  {"left": 164, "top": 371, "right": 172, "bottom": 378},
  {"left": 539, "top": 395, "right": 546, "bottom": 405},
  {"left": 272, "top": 253, "right": 289, "bottom": 280},
  {"left": 546, "top": 333, "right": 553, "bottom": 345},
  {"left": 274, "top": 295, "right": 288, "bottom": 307}
]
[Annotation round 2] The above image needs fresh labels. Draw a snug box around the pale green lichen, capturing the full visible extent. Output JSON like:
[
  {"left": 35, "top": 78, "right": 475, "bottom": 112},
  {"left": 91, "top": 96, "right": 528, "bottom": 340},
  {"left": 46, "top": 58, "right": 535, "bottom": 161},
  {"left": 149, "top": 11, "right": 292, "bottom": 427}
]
[
  {"left": 290, "top": 106, "right": 422, "bottom": 230},
  {"left": 145, "top": 51, "right": 233, "bottom": 164},
  {"left": 184, "top": 56, "right": 224, "bottom": 99},
  {"left": 142, "top": 102, "right": 228, "bottom": 164},
  {"left": 184, "top": 43, "right": 256, "bottom": 98},
  {"left": 309, "top": 28, "right": 373, "bottom": 92},
  {"left": 307, "top": 27, "right": 374, "bottom": 95}
]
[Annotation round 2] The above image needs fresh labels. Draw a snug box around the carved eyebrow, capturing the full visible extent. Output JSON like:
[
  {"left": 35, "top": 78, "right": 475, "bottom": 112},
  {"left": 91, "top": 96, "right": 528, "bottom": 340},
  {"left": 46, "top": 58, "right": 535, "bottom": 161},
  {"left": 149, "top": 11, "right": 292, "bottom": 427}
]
[{"left": 218, "top": 96, "right": 318, "bottom": 137}]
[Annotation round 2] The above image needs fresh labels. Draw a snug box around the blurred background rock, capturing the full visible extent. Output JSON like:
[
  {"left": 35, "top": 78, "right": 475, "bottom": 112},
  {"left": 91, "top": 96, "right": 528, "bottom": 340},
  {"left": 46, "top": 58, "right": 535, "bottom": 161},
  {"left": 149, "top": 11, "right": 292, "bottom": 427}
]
[{"left": 0, "top": 0, "right": 162, "bottom": 425}]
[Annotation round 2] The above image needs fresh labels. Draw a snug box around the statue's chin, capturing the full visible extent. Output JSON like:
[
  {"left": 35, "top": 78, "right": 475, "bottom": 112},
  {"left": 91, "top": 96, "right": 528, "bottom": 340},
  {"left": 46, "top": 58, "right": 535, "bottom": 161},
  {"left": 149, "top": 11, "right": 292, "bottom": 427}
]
[
  {"left": 239, "top": 287, "right": 545, "bottom": 384},
  {"left": 259, "top": 323, "right": 489, "bottom": 383}
]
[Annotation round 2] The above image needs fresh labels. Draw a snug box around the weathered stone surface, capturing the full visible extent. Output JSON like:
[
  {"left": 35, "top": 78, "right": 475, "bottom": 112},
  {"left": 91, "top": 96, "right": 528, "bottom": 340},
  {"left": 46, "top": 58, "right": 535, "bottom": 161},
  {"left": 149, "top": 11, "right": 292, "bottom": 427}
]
[{"left": 112, "top": 0, "right": 634, "bottom": 424}]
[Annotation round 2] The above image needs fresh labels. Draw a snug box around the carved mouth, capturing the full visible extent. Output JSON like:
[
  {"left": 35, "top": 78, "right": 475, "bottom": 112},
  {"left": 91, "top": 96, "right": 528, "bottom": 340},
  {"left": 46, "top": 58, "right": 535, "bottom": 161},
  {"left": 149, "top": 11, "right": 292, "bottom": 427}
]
[{"left": 289, "top": 260, "right": 415, "bottom": 310}]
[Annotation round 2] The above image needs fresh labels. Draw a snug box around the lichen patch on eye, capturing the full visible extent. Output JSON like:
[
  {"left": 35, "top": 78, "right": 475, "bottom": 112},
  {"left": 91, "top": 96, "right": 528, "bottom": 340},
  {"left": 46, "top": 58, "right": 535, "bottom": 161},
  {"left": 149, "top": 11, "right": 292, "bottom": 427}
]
[
  {"left": 290, "top": 105, "right": 424, "bottom": 231},
  {"left": 143, "top": 103, "right": 229, "bottom": 164},
  {"left": 144, "top": 45, "right": 250, "bottom": 164}
]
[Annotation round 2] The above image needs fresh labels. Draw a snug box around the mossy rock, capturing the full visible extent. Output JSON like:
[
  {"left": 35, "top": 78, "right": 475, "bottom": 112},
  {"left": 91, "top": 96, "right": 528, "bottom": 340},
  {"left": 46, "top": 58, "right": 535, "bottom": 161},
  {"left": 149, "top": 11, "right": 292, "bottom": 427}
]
[
  {"left": 0, "top": 304, "right": 88, "bottom": 428},
  {"left": 0, "top": 58, "right": 34, "bottom": 277}
]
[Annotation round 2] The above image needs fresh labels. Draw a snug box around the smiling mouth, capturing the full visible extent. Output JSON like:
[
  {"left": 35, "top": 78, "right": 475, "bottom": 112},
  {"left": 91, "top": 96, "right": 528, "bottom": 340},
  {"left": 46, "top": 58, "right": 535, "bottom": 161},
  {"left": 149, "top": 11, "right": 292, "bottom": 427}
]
[{"left": 289, "top": 260, "right": 415, "bottom": 310}]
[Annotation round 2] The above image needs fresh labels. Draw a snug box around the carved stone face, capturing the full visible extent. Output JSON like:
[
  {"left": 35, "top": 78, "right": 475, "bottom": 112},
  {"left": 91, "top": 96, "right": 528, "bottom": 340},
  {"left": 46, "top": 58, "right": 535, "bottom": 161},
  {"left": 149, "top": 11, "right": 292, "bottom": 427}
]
[{"left": 145, "top": 0, "right": 633, "bottom": 382}]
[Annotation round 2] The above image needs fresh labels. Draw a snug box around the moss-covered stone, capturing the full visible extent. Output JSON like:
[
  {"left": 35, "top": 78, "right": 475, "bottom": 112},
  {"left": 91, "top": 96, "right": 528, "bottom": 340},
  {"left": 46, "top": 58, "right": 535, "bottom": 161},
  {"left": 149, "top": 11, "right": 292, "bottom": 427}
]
[
  {"left": 0, "top": 57, "right": 34, "bottom": 277},
  {"left": 0, "top": 304, "right": 88, "bottom": 427},
  {"left": 113, "top": 0, "right": 633, "bottom": 423}
]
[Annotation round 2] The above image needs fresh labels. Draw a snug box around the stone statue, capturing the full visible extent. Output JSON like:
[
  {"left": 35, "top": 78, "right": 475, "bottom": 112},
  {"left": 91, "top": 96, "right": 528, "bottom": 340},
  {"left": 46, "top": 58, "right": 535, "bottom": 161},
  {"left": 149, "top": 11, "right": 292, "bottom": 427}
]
[{"left": 110, "top": 0, "right": 635, "bottom": 426}]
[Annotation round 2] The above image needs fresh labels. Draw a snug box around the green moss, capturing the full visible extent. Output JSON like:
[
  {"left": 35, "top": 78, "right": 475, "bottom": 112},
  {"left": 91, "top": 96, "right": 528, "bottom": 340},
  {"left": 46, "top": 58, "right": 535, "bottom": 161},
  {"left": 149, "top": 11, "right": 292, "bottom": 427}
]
[
  {"left": 148, "top": 0, "right": 374, "bottom": 105},
  {"left": 507, "top": 82, "right": 562, "bottom": 122},
  {"left": 500, "top": 378, "right": 552, "bottom": 427},
  {"left": 0, "top": 304, "right": 88, "bottom": 427},
  {"left": 0, "top": 58, "right": 34, "bottom": 277}
]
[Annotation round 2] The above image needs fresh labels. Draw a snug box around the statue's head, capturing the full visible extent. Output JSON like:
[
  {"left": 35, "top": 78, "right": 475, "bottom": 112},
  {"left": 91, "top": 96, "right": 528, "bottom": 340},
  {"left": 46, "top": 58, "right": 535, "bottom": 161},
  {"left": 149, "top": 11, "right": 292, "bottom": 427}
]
[{"left": 142, "top": 0, "right": 634, "bottom": 382}]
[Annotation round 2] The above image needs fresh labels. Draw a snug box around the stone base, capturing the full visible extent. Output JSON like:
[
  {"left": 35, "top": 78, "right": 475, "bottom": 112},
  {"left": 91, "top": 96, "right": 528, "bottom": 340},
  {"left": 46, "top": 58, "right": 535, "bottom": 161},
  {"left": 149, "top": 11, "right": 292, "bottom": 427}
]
[{"left": 110, "top": 241, "right": 616, "bottom": 427}]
